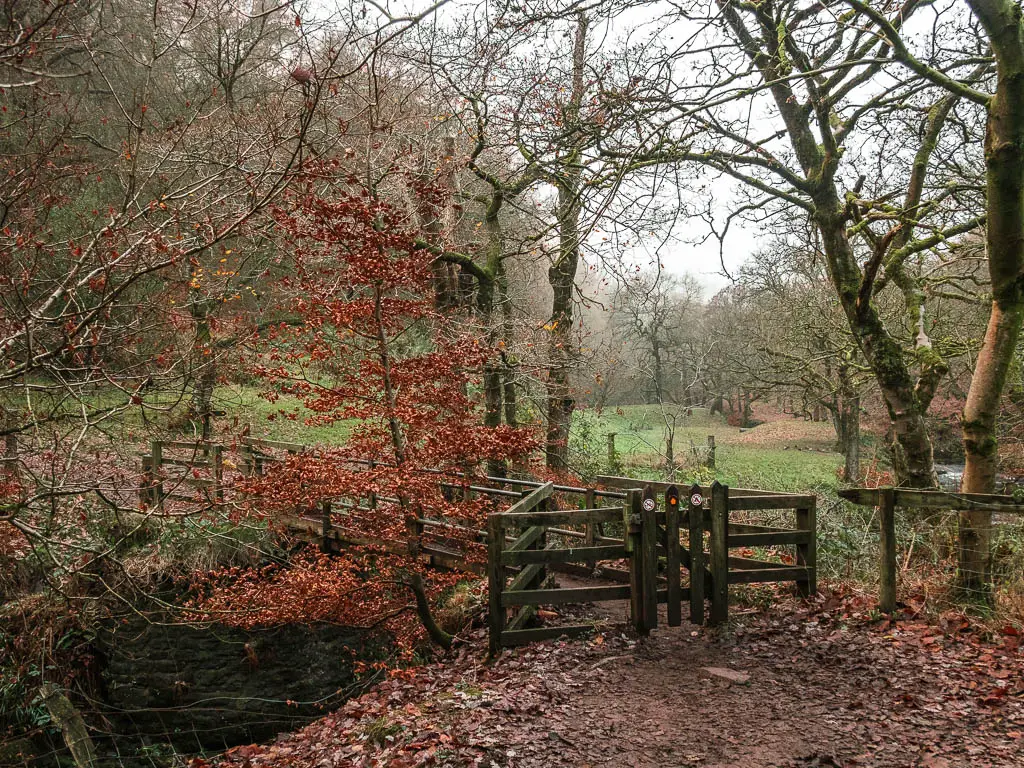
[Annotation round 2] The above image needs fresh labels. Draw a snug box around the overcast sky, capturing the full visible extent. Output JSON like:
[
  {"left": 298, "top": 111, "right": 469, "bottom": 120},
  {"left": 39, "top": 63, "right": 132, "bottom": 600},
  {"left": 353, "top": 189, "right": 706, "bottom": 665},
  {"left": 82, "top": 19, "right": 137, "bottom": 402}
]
[{"left": 323, "top": 0, "right": 764, "bottom": 296}]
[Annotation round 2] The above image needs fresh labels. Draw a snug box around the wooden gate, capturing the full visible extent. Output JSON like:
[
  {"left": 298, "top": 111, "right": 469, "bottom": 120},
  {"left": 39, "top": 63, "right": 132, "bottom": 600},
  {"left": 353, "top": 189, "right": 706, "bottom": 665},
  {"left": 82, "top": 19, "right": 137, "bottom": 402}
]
[{"left": 488, "top": 477, "right": 817, "bottom": 652}]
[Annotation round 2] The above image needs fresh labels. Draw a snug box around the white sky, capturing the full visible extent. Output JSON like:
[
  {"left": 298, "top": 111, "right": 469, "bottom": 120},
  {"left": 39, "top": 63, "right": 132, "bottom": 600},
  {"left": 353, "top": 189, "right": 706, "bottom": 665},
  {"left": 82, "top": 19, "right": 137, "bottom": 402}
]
[{"left": 319, "top": 0, "right": 766, "bottom": 296}]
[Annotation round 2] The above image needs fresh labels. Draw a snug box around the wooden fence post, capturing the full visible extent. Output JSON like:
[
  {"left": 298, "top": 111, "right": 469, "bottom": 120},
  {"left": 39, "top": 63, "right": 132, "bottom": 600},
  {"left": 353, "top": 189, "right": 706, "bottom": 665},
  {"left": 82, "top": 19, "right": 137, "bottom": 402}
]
[
  {"left": 584, "top": 487, "right": 597, "bottom": 568},
  {"left": 606, "top": 433, "right": 617, "bottom": 469},
  {"left": 40, "top": 683, "right": 98, "bottom": 768},
  {"left": 709, "top": 481, "right": 729, "bottom": 625},
  {"left": 149, "top": 440, "right": 164, "bottom": 511},
  {"left": 239, "top": 433, "right": 254, "bottom": 476},
  {"left": 688, "top": 483, "right": 705, "bottom": 625},
  {"left": 321, "top": 500, "right": 333, "bottom": 552},
  {"left": 706, "top": 435, "right": 716, "bottom": 469},
  {"left": 879, "top": 487, "right": 897, "bottom": 613},
  {"left": 211, "top": 443, "right": 224, "bottom": 507},
  {"left": 796, "top": 498, "right": 817, "bottom": 597},
  {"left": 665, "top": 485, "right": 681, "bottom": 627},
  {"left": 640, "top": 485, "right": 658, "bottom": 634},
  {"left": 488, "top": 512, "right": 506, "bottom": 655},
  {"left": 140, "top": 455, "right": 153, "bottom": 507}
]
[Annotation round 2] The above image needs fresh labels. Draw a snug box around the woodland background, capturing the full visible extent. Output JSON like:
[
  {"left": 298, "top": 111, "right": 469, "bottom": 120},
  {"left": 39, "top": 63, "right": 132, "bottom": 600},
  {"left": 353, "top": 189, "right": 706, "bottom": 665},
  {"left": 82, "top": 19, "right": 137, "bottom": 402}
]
[{"left": 4, "top": 0, "right": 1024, "bottom": 765}]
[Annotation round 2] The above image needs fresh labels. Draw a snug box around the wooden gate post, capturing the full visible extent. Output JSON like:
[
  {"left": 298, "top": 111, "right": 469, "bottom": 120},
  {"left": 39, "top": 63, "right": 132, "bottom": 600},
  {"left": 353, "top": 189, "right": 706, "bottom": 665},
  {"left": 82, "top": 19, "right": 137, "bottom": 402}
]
[
  {"left": 878, "top": 488, "right": 897, "bottom": 613},
  {"left": 640, "top": 485, "right": 658, "bottom": 633},
  {"left": 488, "top": 513, "right": 506, "bottom": 655},
  {"left": 665, "top": 485, "right": 681, "bottom": 627},
  {"left": 626, "top": 489, "right": 644, "bottom": 634},
  {"left": 709, "top": 481, "right": 729, "bottom": 625},
  {"left": 688, "top": 483, "right": 706, "bottom": 625},
  {"left": 796, "top": 498, "right": 817, "bottom": 597}
]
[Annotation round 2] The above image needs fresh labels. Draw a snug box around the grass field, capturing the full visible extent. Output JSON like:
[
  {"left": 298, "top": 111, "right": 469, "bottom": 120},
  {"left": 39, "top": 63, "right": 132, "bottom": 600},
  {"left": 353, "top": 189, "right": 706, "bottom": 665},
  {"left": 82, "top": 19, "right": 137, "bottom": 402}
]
[
  {"left": 207, "top": 387, "right": 843, "bottom": 494},
  {"left": 571, "top": 404, "right": 844, "bottom": 492},
  {"left": 11, "top": 379, "right": 845, "bottom": 494},
  {"left": 211, "top": 384, "right": 359, "bottom": 444}
]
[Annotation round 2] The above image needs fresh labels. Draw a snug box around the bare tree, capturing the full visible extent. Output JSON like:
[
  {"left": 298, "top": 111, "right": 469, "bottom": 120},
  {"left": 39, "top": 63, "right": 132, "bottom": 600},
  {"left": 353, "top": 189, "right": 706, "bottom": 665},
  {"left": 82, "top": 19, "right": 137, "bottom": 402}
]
[{"left": 603, "top": 0, "right": 988, "bottom": 489}]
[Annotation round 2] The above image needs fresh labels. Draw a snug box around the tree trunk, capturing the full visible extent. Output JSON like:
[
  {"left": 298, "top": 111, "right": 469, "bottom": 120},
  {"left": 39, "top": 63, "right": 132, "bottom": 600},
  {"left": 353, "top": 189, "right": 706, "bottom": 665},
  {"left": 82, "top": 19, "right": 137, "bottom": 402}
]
[
  {"left": 958, "top": 3, "right": 1024, "bottom": 594},
  {"left": 497, "top": 262, "right": 518, "bottom": 430},
  {"left": 503, "top": 374, "right": 518, "bottom": 428},
  {"left": 544, "top": 13, "right": 588, "bottom": 471},
  {"left": 958, "top": 305, "right": 1019, "bottom": 594},
  {"left": 418, "top": 137, "right": 460, "bottom": 310},
  {"left": 188, "top": 296, "right": 217, "bottom": 440},
  {"left": 815, "top": 206, "right": 937, "bottom": 488},
  {"left": 477, "top": 266, "right": 506, "bottom": 477},
  {"left": 710, "top": 394, "right": 724, "bottom": 416},
  {"left": 401, "top": 572, "right": 453, "bottom": 650},
  {"left": 838, "top": 397, "right": 861, "bottom": 482},
  {"left": 1, "top": 404, "right": 18, "bottom": 482},
  {"left": 664, "top": 423, "right": 675, "bottom": 477}
]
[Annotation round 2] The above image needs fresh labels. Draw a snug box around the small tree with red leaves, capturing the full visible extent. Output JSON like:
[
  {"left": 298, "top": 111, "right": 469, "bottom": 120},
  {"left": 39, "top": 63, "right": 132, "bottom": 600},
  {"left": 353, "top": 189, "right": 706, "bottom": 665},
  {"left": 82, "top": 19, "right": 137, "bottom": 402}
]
[{"left": 190, "top": 165, "right": 536, "bottom": 650}]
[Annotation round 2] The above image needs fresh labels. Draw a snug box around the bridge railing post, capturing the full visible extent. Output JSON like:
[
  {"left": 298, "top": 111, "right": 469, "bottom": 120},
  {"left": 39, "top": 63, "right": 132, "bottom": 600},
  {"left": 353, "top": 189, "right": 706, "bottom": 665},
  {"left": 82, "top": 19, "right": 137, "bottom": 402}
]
[
  {"left": 583, "top": 487, "right": 597, "bottom": 569},
  {"left": 149, "top": 440, "right": 165, "bottom": 512},
  {"left": 211, "top": 443, "right": 224, "bottom": 508},
  {"left": 321, "top": 499, "right": 333, "bottom": 552}
]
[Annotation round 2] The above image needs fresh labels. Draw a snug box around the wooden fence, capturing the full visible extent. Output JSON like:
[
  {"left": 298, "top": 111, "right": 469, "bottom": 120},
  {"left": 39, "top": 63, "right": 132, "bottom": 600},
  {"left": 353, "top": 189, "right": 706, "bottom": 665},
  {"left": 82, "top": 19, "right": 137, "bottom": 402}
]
[
  {"left": 487, "top": 482, "right": 632, "bottom": 652},
  {"left": 838, "top": 486, "right": 1024, "bottom": 612},
  {"left": 141, "top": 440, "right": 224, "bottom": 510},
  {"left": 137, "top": 439, "right": 818, "bottom": 651}
]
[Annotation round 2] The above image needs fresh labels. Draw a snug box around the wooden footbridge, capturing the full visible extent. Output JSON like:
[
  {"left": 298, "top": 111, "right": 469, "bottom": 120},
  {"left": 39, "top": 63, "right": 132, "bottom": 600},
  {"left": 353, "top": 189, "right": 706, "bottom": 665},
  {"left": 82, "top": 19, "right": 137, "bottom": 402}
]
[{"left": 139, "top": 438, "right": 817, "bottom": 652}]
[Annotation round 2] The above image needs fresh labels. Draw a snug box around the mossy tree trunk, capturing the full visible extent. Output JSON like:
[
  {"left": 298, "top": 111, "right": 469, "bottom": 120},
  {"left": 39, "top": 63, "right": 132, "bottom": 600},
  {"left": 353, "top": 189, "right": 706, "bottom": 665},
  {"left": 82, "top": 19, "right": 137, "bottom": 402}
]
[
  {"left": 831, "top": 361, "right": 862, "bottom": 482},
  {"left": 814, "top": 199, "right": 938, "bottom": 489}
]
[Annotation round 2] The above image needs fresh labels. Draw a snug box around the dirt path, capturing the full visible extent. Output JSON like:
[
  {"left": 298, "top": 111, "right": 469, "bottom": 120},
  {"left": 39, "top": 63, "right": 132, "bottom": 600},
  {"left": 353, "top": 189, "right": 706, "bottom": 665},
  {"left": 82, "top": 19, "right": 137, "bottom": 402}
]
[
  {"left": 215, "top": 582, "right": 1024, "bottom": 768},
  {"left": 524, "top": 577, "right": 1023, "bottom": 767}
]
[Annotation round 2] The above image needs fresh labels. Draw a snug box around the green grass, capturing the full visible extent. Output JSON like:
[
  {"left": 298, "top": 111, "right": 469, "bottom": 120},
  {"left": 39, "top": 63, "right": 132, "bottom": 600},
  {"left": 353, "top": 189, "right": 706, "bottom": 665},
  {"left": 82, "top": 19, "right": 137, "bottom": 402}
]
[
  {"left": 20, "top": 378, "right": 842, "bottom": 494},
  {"left": 210, "top": 384, "right": 358, "bottom": 445},
  {"left": 216, "top": 395, "right": 843, "bottom": 493},
  {"left": 708, "top": 446, "right": 841, "bottom": 491},
  {"left": 572, "top": 404, "right": 842, "bottom": 493}
]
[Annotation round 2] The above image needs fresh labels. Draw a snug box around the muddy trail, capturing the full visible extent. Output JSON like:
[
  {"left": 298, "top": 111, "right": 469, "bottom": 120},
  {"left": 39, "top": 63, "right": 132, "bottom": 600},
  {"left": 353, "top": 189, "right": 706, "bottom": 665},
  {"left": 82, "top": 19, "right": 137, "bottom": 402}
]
[{"left": 213, "top": 579, "right": 1024, "bottom": 768}]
